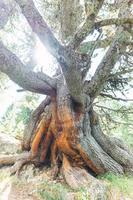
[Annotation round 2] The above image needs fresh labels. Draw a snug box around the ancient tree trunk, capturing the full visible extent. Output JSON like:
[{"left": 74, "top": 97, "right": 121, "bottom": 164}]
[
  {"left": 6, "top": 74, "right": 130, "bottom": 187},
  {"left": 0, "top": 0, "right": 133, "bottom": 190}
]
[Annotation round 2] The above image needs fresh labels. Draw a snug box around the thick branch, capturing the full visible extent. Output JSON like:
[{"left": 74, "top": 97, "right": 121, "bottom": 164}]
[
  {"left": 15, "top": 0, "right": 84, "bottom": 102},
  {"left": 68, "top": 0, "right": 104, "bottom": 49},
  {"left": 84, "top": 34, "right": 122, "bottom": 98},
  {"left": 95, "top": 18, "right": 133, "bottom": 28},
  {"left": 0, "top": 41, "right": 56, "bottom": 96},
  {"left": 15, "top": 0, "right": 63, "bottom": 60}
]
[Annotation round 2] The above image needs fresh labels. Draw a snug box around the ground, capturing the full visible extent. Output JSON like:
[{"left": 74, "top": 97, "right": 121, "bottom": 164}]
[
  {"left": 0, "top": 165, "right": 133, "bottom": 200},
  {"left": 0, "top": 166, "right": 78, "bottom": 200},
  {"left": 0, "top": 133, "right": 133, "bottom": 200}
]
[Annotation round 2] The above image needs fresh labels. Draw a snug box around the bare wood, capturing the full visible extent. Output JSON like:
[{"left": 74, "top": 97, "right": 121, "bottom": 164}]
[
  {"left": 22, "top": 97, "right": 51, "bottom": 150},
  {"left": 31, "top": 107, "right": 51, "bottom": 157}
]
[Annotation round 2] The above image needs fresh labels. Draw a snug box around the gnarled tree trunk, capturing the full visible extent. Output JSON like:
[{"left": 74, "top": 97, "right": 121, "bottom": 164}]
[
  {"left": 16, "top": 74, "right": 132, "bottom": 187},
  {"left": 0, "top": 0, "right": 133, "bottom": 191}
]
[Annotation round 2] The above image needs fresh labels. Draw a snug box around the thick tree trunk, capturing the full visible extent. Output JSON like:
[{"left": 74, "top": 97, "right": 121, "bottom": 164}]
[
  {"left": 0, "top": 74, "right": 133, "bottom": 189},
  {"left": 0, "top": 0, "right": 133, "bottom": 196}
]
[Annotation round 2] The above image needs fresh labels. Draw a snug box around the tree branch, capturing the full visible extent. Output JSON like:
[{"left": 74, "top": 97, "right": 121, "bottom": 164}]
[
  {"left": 95, "top": 18, "right": 133, "bottom": 28},
  {"left": 78, "top": 17, "right": 133, "bottom": 53},
  {"left": 84, "top": 1, "right": 132, "bottom": 98},
  {"left": 95, "top": 104, "right": 133, "bottom": 113},
  {"left": 79, "top": 38, "right": 113, "bottom": 53},
  {"left": 79, "top": 38, "right": 133, "bottom": 53},
  {"left": 15, "top": 0, "right": 83, "bottom": 101},
  {"left": 84, "top": 32, "right": 123, "bottom": 98},
  {"left": 100, "top": 93, "right": 133, "bottom": 102},
  {"left": 0, "top": 41, "right": 56, "bottom": 96},
  {"left": 15, "top": 0, "right": 63, "bottom": 60},
  {"left": 68, "top": 0, "right": 104, "bottom": 49}
]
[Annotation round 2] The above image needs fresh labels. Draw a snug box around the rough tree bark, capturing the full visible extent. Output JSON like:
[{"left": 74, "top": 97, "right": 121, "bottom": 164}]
[{"left": 0, "top": 0, "right": 133, "bottom": 191}]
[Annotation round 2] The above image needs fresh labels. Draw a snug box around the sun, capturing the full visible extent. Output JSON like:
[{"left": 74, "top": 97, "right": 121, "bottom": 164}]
[{"left": 34, "top": 38, "right": 56, "bottom": 76}]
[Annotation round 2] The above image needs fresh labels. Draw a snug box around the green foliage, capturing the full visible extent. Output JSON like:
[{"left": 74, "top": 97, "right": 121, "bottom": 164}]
[
  {"left": 15, "top": 106, "right": 31, "bottom": 125},
  {"left": 0, "top": 170, "right": 9, "bottom": 181},
  {"left": 96, "top": 98, "right": 133, "bottom": 149},
  {"left": 76, "top": 188, "right": 90, "bottom": 200},
  {"left": 38, "top": 181, "right": 69, "bottom": 200},
  {"left": 0, "top": 93, "right": 39, "bottom": 137},
  {"left": 99, "top": 173, "right": 133, "bottom": 196},
  {"left": 38, "top": 181, "right": 91, "bottom": 200}
]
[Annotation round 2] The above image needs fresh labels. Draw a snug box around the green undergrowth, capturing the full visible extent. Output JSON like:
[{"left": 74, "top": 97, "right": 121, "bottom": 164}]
[
  {"left": 37, "top": 181, "right": 90, "bottom": 200},
  {"left": 1, "top": 168, "right": 133, "bottom": 200},
  {"left": 37, "top": 181, "right": 69, "bottom": 200},
  {"left": 0, "top": 168, "right": 10, "bottom": 181},
  {"left": 98, "top": 172, "right": 133, "bottom": 197}
]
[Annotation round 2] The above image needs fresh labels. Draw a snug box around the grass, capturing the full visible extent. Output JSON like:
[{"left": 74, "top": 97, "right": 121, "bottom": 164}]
[
  {"left": 1, "top": 167, "right": 133, "bottom": 200},
  {"left": 37, "top": 180, "right": 91, "bottom": 200},
  {"left": 37, "top": 181, "right": 70, "bottom": 200},
  {"left": 0, "top": 168, "right": 10, "bottom": 181},
  {"left": 98, "top": 172, "right": 133, "bottom": 197}
]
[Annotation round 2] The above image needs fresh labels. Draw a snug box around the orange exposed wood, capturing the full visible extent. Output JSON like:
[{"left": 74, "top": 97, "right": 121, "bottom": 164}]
[
  {"left": 56, "top": 106, "right": 78, "bottom": 157},
  {"left": 31, "top": 116, "right": 51, "bottom": 157},
  {"left": 31, "top": 98, "right": 100, "bottom": 175},
  {"left": 40, "top": 129, "right": 53, "bottom": 162},
  {"left": 51, "top": 140, "right": 58, "bottom": 166}
]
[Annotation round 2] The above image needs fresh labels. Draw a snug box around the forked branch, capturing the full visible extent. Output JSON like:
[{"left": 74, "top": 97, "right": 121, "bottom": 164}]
[
  {"left": 84, "top": 32, "right": 123, "bottom": 98},
  {"left": 14, "top": 0, "right": 85, "bottom": 104},
  {"left": 68, "top": 0, "right": 104, "bottom": 49}
]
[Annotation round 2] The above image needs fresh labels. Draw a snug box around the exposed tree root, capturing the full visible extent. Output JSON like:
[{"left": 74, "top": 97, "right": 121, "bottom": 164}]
[
  {"left": 31, "top": 112, "right": 51, "bottom": 158},
  {"left": 90, "top": 110, "right": 133, "bottom": 172},
  {"left": 0, "top": 151, "right": 41, "bottom": 176},
  {"left": 0, "top": 152, "right": 30, "bottom": 166},
  {"left": 62, "top": 154, "right": 95, "bottom": 189},
  {"left": 0, "top": 95, "right": 133, "bottom": 190},
  {"left": 10, "top": 159, "right": 30, "bottom": 176}
]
